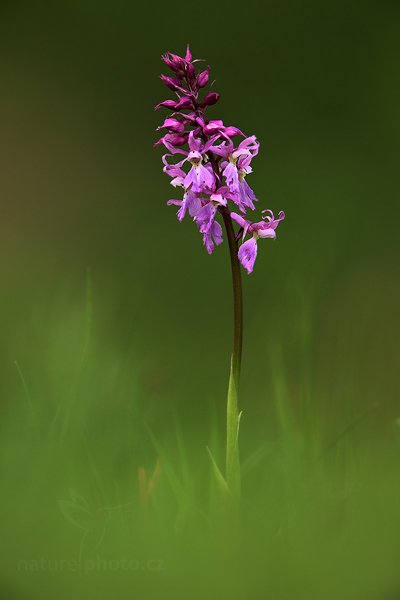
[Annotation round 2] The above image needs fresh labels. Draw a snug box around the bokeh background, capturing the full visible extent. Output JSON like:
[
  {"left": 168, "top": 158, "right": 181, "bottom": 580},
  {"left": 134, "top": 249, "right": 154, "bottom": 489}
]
[{"left": 1, "top": 1, "right": 399, "bottom": 599}]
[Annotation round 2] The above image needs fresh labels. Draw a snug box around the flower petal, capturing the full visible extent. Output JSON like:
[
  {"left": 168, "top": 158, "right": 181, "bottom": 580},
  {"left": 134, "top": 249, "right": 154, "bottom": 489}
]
[
  {"left": 238, "top": 238, "right": 258, "bottom": 274},
  {"left": 203, "top": 220, "right": 223, "bottom": 254},
  {"left": 223, "top": 162, "right": 239, "bottom": 192}
]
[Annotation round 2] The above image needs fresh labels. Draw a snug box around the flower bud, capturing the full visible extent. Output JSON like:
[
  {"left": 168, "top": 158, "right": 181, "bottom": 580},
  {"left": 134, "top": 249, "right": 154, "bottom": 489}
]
[
  {"left": 202, "top": 92, "right": 220, "bottom": 106},
  {"left": 160, "top": 75, "right": 182, "bottom": 92},
  {"left": 154, "top": 133, "right": 188, "bottom": 148},
  {"left": 181, "top": 112, "right": 197, "bottom": 124},
  {"left": 224, "top": 126, "right": 245, "bottom": 137},
  {"left": 185, "top": 44, "right": 192, "bottom": 62},
  {"left": 174, "top": 96, "right": 193, "bottom": 110},
  {"left": 162, "top": 52, "right": 186, "bottom": 75},
  {"left": 154, "top": 99, "right": 178, "bottom": 111},
  {"left": 203, "top": 119, "right": 224, "bottom": 135},
  {"left": 197, "top": 67, "right": 210, "bottom": 88},
  {"left": 186, "top": 62, "right": 196, "bottom": 81},
  {"left": 157, "top": 118, "right": 185, "bottom": 133},
  {"left": 165, "top": 133, "right": 187, "bottom": 146}
]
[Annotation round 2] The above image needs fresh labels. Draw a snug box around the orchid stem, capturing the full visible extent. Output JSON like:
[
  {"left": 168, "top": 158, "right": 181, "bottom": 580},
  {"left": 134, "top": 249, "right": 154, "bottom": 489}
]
[
  {"left": 221, "top": 207, "right": 243, "bottom": 502},
  {"left": 222, "top": 208, "right": 243, "bottom": 379}
]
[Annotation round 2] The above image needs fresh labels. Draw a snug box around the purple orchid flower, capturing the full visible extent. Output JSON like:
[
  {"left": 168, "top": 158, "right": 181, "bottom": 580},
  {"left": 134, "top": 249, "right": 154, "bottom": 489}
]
[
  {"left": 202, "top": 220, "right": 223, "bottom": 254},
  {"left": 209, "top": 136, "right": 259, "bottom": 212},
  {"left": 167, "top": 190, "right": 202, "bottom": 222},
  {"left": 184, "top": 145, "right": 215, "bottom": 193},
  {"left": 155, "top": 46, "right": 285, "bottom": 273},
  {"left": 162, "top": 154, "right": 186, "bottom": 188},
  {"left": 195, "top": 192, "right": 227, "bottom": 234},
  {"left": 154, "top": 47, "right": 287, "bottom": 512},
  {"left": 230, "top": 210, "right": 285, "bottom": 273},
  {"left": 162, "top": 132, "right": 218, "bottom": 193}
]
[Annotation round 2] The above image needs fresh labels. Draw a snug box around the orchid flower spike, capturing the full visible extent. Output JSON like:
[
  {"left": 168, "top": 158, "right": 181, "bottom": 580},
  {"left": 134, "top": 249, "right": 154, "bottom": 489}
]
[{"left": 155, "top": 46, "right": 285, "bottom": 271}]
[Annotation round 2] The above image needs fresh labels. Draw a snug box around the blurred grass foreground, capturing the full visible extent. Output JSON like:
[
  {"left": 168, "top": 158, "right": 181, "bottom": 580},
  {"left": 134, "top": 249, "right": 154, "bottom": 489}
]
[{"left": 1, "top": 270, "right": 399, "bottom": 600}]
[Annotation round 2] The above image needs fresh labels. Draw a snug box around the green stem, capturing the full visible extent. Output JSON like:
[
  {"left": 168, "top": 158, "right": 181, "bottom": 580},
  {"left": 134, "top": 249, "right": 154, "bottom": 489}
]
[
  {"left": 221, "top": 208, "right": 243, "bottom": 382},
  {"left": 221, "top": 207, "right": 243, "bottom": 500}
]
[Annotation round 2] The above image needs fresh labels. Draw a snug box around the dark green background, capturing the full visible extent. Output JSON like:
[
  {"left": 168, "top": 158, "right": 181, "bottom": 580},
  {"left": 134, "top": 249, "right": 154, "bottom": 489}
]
[{"left": 1, "top": 1, "right": 399, "bottom": 598}]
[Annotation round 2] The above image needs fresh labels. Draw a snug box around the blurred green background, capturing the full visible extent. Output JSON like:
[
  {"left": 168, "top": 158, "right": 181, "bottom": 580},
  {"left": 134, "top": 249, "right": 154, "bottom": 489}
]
[{"left": 1, "top": 1, "right": 399, "bottom": 599}]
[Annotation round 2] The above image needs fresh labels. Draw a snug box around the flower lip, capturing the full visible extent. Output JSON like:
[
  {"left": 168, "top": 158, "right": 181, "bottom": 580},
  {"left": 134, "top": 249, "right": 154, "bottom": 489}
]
[
  {"left": 188, "top": 151, "right": 202, "bottom": 166},
  {"left": 238, "top": 238, "right": 258, "bottom": 274}
]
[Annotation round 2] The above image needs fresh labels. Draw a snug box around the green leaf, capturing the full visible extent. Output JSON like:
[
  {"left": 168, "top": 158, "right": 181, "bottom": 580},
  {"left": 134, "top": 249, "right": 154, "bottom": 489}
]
[{"left": 206, "top": 446, "right": 230, "bottom": 497}]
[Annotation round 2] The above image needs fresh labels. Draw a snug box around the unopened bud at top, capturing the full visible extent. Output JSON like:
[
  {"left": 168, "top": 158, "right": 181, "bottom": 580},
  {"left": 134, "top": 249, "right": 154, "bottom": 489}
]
[
  {"left": 185, "top": 44, "right": 192, "bottom": 62},
  {"left": 160, "top": 75, "right": 183, "bottom": 92},
  {"left": 162, "top": 52, "right": 186, "bottom": 75},
  {"left": 197, "top": 67, "right": 210, "bottom": 88}
]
